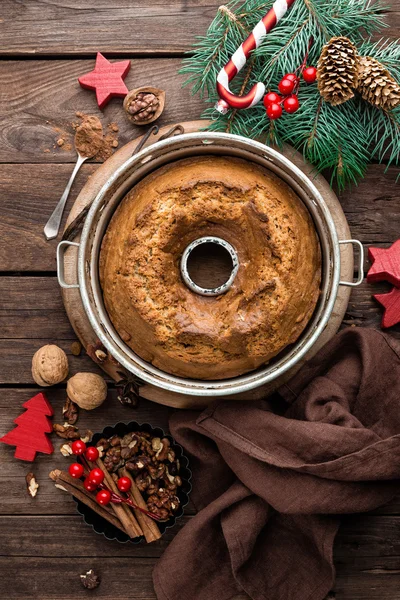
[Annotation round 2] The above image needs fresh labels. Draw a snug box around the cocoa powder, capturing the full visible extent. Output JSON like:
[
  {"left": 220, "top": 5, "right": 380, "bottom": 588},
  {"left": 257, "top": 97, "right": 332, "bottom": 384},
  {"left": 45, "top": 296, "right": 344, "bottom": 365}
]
[
  {"left": 73, "top": 113, "right": 119, "bottom": 161},
  {"left": 74, "top": 115, "right": 104, "bottom": 158}
]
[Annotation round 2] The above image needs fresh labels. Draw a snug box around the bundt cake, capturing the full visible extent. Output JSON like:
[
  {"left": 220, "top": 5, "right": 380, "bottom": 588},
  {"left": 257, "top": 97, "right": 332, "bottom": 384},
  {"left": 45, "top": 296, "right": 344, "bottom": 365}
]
[{"left": 99, "top": 156, "right": 321, "bottom": 380}]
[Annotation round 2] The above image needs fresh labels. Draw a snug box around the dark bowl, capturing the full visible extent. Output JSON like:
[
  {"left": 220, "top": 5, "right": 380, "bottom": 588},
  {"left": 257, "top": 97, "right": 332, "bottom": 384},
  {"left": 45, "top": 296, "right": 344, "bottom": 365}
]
[{"left": 72, "top": 421, "right": 192, "bottom": 543}]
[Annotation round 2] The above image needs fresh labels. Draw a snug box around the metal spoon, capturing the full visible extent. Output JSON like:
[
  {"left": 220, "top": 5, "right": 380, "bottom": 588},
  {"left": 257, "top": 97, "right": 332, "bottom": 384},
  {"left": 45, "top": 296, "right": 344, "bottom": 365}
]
[{"left": 43, "top": 151, "right": 89, "bottom": 241}]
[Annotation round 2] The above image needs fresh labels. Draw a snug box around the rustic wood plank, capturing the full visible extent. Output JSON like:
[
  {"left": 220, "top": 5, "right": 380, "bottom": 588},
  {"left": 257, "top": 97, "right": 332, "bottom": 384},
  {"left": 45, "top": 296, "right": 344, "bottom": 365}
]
[
  {"left": 2, "top": 514, "right": 400, "bottom": 559},
  {"left": 0, "top": 59, "right": 205, "bottom": 164},
  {"left": 0, "top": 1, "right": 398, "bottom": 56},
  {"left": 338, "top": 168, "right": 400, "bottom": 244},
  {"left": 0, "top": 1, "right": 221, "bottom": 56},
  {"left": 0, "top": 278, "right": 74, "bottom": 339},
  {"left": 1, "top": 164, "right": 399, "bottom": 272},
  {"left": 0, "top": 555, "right": 398, "bottom": 599},
  {"left": 0, "top": 339, "right": 104, "bottom": 384},
  {"left": 0, "top": 164, "right": 97, "bottom": 271}
]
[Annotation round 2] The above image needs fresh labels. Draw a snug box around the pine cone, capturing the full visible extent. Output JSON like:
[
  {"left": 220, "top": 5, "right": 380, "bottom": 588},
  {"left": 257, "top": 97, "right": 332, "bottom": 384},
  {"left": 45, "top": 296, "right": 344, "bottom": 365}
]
[
  {"left": 317, "top": 37, "right": 359, "bottom": 106},
  {"left": 356, "top": 56, "right": 400, "bottom": 111}
]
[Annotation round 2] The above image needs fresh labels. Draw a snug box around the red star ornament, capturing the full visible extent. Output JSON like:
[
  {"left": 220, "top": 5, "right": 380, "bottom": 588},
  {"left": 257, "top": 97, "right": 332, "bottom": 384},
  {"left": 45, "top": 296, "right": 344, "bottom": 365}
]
[
  {"left": 367, "top": 239, "right": 400, "bottom": 287},
  {"left": 374, "top": 287, "right": 400, "bottom": 329},
  {"left": 78, "top": 53, "right": 131, "bottom": 109}
]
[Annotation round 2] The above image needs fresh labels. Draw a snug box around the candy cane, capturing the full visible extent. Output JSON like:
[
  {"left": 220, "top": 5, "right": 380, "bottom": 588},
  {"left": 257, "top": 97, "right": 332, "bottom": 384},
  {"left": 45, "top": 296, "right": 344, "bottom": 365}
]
[{"left": 216, "top": 0, "right": 298, "bottom": 114}]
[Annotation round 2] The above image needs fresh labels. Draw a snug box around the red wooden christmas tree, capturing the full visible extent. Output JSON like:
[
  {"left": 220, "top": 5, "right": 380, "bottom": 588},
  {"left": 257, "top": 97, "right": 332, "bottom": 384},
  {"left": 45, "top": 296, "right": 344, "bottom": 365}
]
[{"left": 0, "top": 392, "right": 54, "bottom": 461}]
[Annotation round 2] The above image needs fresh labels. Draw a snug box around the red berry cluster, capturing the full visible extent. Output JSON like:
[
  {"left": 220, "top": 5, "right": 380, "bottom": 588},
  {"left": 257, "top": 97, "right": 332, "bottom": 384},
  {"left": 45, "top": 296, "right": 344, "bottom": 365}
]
[
  {"left": 263, "top": 66, "right": 317, "bottom": 120},
  {"left": 68, "top": 440, "right": 131, "bottom": 507}
]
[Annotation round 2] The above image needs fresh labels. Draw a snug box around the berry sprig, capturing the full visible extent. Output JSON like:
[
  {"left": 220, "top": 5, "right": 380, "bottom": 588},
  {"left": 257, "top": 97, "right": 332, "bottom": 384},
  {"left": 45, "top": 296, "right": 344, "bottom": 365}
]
[
  {"left": 263, "top": 39, "right": 317, "bottom": 120},
  {"left": 68, "top": 440, "right": 162, "bottom": 521}
]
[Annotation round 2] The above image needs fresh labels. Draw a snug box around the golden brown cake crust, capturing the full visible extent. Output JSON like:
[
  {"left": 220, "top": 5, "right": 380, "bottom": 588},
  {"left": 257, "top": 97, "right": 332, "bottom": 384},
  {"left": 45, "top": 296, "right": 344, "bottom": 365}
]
[{"left": 99, "top": 156, "right": 321, "bottom": 380}]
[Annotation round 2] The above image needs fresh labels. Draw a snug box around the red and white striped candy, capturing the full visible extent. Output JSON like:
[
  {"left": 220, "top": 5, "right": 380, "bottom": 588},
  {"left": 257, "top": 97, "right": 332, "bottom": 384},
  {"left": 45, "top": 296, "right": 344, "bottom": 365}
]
[{"left": 216, "top": 0, "right": 297, "bottom": 114}]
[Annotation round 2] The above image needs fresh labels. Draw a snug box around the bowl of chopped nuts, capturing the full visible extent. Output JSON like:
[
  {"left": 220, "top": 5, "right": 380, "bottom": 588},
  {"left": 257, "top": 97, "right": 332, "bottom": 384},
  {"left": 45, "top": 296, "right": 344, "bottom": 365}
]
[{"left": 73, "top": 421, "right": 192, "bottom": 543}]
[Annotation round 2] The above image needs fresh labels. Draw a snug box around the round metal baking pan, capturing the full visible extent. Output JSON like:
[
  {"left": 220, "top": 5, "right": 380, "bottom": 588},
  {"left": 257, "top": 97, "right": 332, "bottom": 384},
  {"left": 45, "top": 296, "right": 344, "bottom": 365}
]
[{"left": 57, "top": 132, "right": 363, "bottom": 397}]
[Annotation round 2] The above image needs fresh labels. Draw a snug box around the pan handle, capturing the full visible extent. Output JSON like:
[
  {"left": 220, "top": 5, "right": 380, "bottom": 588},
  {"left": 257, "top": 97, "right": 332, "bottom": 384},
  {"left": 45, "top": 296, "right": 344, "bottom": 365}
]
[
  {"left": 57, "top": 240, "right": 80, "bottom": 289},
  {"left": 339, "top": 239, "right": 364, "bottom": 287}
]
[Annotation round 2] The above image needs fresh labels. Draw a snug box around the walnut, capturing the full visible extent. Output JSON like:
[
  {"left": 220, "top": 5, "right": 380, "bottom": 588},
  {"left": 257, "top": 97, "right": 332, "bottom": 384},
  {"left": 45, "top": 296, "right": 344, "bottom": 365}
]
[
  {"left": 123, "top": 87, "right": 165, "bottom": 125},
  {"left": 32, "top": 344, "right": 69, "bottom": 386},
  {"left": 60, "top": 443, "right": 73, "bottom": 456},
  {"left": 53, "top": 423, "right": 80, "bottom": 440},
  {"left": 146, "top": 502, "right": 169, "bottom": 521},
  {"left": 151, "top": 437, "right": 170, "bottom": 462},
  {"left": 121, "top": 432, "right": 139, "bottom": 447},
  {"left": 66, "top": 372, "right": 107, "bottom": 410},
  {"left": 80, "top": 429, "right": 93, "bottom": 444},
  {"left": 26, "top": 472, "right": 39, "bottom": 498},
  {"left": 80, "top": 569, "right": 100, "bottom": 590},
  {"left": 170, "top": 495, "right": 180, "bottom": 512},
  {"left": 135, "top": 472, "right": 151, "bottom": 491},
  {"left": 147, "top": 481, "right": 160, "bottom": 496},
  {"left": 103, "top": 445, "right": 123, "bottom": 472},
  {"left": 121, "top": 444, "right": 138, "bottom": 460},
  {"left": 96, "top": 438, "right": 110, "bottom": 451},
  {"left": 148, "top": 463, "right": 165, "bottom": 480},
  {"left": 62, "top": 397, "right": 79, "bottom": 425}
]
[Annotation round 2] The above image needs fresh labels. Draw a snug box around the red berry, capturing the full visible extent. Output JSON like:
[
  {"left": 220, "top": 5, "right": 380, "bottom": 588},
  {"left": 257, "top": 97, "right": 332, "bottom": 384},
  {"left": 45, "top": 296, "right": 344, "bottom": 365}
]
[
  {"left": 266, "top": 103, "right": 282, "bottom": 120},
  {"left": 68, "top": 462, "right": 84, "bottom": 479},
  {"left": 283, "top": 95, "right": 300, "bottom": 113},
  {"left": 84, "top": 477, "right": 98, "bottom": 492},
  {"left": 263, "top": 92, "right": 281, "bottom": 108},
  {"left": 284, "top": 73, "right": 298, "bottom": 83},
  {"left": 117, "top": 476, "right": 132, "bottom": 493},
  {"left": 88, "top": 468, "right": 105, "bottom": 485},
  {"left": 278, "top": 78, "right": 296, "bottom": 95},
  {"left": 85, "top": 446, "right": 100, "bottom": 462},
  {"left": 302, "top": 66, "right": 317, "bottom": 83},
  {"left": 96, "top": 489, "right": 112, "bottom": 506},
  {"left": 71, "top": 439, "right": 87, "bottom": 455}
]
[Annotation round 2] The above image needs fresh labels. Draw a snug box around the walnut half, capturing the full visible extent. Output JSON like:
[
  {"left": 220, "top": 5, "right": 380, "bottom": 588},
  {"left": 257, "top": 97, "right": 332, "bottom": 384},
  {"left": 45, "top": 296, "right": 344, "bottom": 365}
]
[{"left": 26, "top": 472, "right": 39, "bottom": 498}]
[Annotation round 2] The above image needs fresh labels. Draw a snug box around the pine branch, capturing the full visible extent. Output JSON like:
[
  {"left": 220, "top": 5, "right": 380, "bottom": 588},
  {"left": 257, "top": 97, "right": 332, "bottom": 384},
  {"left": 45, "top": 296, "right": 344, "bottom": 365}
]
[{"left": 181, "top": 0, "right": 400, "bottom": 189}]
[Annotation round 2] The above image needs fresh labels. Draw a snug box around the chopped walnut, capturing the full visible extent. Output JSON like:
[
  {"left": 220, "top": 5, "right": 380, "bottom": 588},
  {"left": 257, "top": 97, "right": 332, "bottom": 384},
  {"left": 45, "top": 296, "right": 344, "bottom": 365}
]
[
  {"left": 135, "top": 472, "right": 151, "bottom": 492},
  {"left": 60, "top": 443, "right": 73, "bottom": 456},
  {"left": 62, "top": 396, "right": 79, "bottom": 425},
  {"left": 53, "top": 423, "right": 80, "bottom": 440},
  {"left": 94, "top": 429, "right": 183, "bottom": 520},
  {"left": 80, "top": 429, "right": 93, "bottom": 444},
  {"left": 26, "top": 472, "right": 39, "bottom": 498},
  {"left": 80, "top": 569, "right": 100, "bottom": 590}
]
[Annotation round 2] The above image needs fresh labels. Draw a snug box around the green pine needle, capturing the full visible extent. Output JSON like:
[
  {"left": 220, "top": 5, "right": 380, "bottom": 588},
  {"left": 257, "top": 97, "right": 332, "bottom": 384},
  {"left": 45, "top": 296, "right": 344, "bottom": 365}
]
[{"left": 180, "top": 0, "right": 399, "bottom": 189}]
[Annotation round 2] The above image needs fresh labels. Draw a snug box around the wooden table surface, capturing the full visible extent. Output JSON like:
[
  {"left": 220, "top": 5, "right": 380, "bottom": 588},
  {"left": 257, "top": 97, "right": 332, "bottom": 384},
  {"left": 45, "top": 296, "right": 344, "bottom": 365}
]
[{"left": 0, "top": 2, "right": 400, "bottom": 599}]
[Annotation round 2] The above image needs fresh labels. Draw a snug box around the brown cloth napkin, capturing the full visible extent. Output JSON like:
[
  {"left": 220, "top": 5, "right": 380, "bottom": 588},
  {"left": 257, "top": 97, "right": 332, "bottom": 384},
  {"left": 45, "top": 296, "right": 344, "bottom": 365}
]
[{"left": 153, "top": 328, "right": 400, "bottom": 600}]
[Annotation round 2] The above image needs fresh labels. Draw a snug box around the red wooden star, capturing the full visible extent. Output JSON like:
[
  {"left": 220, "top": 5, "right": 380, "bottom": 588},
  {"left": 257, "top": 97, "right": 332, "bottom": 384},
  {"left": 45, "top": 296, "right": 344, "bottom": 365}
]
[
  {"left": 78, "top": 53, "right": 131, "bottom": 109},
  {"left": 367, "top": 239, "right": 400, "bottom": 287},
  {"left": 374, "top": 287, "right": 400, "bottom": 329}
]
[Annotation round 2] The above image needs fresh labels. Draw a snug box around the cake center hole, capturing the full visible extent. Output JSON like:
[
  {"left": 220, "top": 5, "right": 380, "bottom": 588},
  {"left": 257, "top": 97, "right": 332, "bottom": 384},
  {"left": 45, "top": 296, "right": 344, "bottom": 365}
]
[{"left": 187, "top": 242, "right": 234, "bottom": 289}]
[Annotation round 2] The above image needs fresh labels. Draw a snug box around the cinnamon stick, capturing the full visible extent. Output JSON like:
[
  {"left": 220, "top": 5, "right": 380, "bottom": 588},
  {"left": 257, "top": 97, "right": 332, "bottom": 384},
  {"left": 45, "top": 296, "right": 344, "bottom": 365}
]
[
  {"left": 119, "top": 467, "right": 162, "bottom": 543},
  {"left": 49, "top": 469, "right": 125, "bottom": 534},
  {"left": 96, "top": 458, "right": 143, "bottom": 538}
]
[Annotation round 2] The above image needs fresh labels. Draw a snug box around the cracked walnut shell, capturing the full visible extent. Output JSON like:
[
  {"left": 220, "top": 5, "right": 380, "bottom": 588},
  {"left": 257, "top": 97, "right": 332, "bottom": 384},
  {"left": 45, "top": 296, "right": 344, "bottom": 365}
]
[
  {"left": 123, "top": 87, "right": 165, "bottom": 125},
  {"left": 32, "top": 344, "right": 69, "bottom": 386},
  {"left": 67, "top": 372, "right": 107, "bottom": 410}
]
